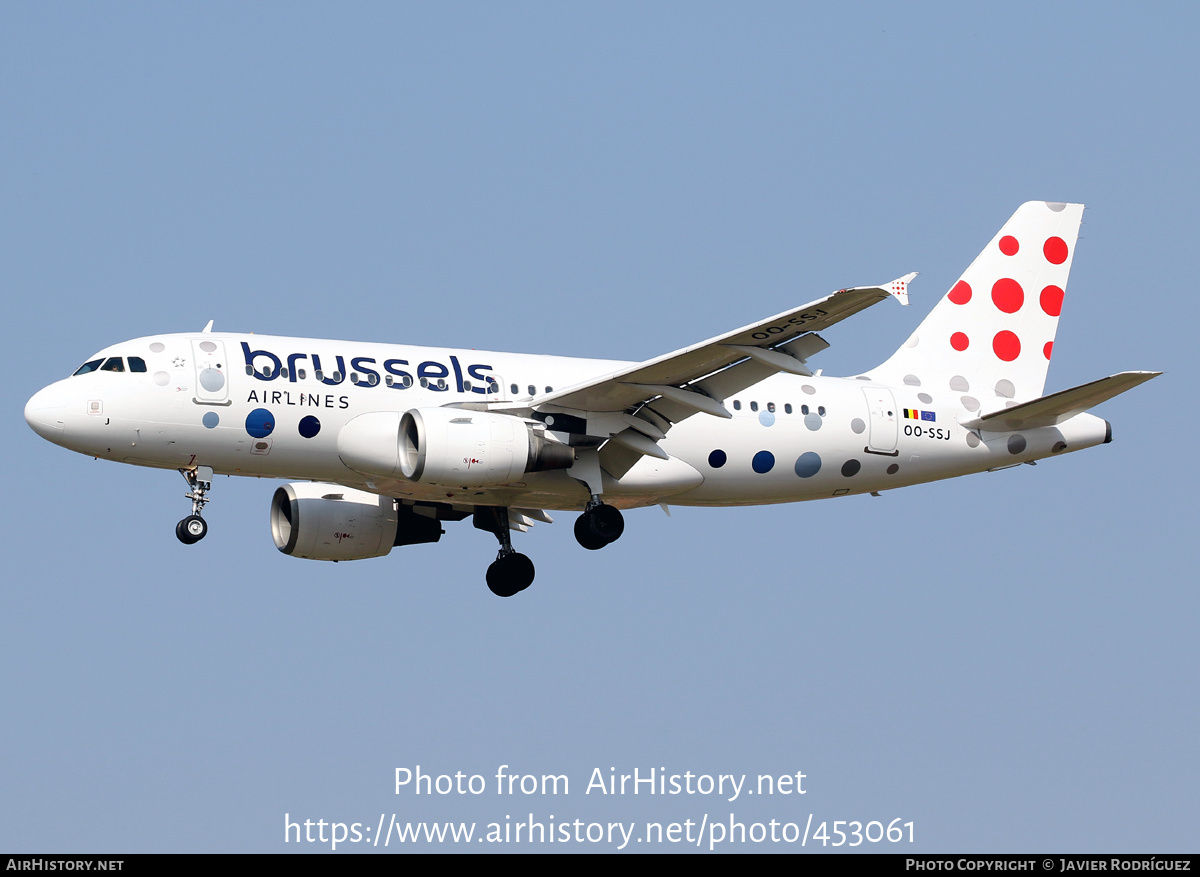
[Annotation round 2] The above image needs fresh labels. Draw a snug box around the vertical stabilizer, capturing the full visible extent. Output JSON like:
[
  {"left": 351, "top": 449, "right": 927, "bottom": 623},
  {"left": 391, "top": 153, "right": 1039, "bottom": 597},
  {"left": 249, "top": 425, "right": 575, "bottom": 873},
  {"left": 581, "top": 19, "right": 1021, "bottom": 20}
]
[{"left": 870, "top": 201, "right": 1084, "bottom": 410}]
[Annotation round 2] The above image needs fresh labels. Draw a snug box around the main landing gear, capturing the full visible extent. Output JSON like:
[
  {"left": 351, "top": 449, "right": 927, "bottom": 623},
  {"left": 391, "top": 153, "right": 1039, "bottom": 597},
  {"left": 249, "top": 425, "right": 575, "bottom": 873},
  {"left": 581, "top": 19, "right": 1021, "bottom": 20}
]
[
  {"left": 574, "top": 498, "right": 624, "bottom": 551},
  {"left": 176, "top": 466, "right": 213, "bottom": 545},
  {"left": 475, "top": 507, "right": 535, "bottom": 598},
  {"left": 473, "top": 494, "right": 623, "bottom": 597}
]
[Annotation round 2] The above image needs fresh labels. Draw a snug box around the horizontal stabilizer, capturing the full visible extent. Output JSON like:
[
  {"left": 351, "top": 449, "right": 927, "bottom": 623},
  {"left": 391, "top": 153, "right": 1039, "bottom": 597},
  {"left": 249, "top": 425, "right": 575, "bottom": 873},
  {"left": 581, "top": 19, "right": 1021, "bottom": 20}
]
[{"left": 961, "top": 371, "right": 1161, "bottom": 431}]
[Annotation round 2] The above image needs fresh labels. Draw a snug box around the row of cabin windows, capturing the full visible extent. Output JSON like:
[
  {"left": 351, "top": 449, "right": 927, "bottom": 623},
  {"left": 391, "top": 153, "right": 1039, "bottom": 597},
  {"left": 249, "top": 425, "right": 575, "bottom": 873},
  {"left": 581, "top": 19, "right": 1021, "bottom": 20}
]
[
  {"left": 75, "top": 355, "right": 820, "bottom": 418},
  {"left": 731, "top": 400, "right": 826, "bottom": 416},
  {"left": 74, "top": 357, "right": 148, "bottom": 375},
  {"left": 244, "top": 369, "right": 818, "bottom": 409}
]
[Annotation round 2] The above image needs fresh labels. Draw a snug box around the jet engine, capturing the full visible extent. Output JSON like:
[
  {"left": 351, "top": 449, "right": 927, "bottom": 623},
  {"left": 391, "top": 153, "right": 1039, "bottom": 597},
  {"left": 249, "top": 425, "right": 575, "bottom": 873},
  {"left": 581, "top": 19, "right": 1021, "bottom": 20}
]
[
  {"left": 270, "top": 482, "right": 442, "bottom": 561},
  {"left": 337, "top": 408, "right": 575, "bottom": 488}
]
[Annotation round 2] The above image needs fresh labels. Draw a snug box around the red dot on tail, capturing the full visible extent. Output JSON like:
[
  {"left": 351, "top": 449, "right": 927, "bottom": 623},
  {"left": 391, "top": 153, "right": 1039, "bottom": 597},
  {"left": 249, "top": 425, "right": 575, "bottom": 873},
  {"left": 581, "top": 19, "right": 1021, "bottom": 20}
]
[
  {"left": 1044, "top": 236, "right": 1068, "bottom": 264},
  {"left": 991, "top": 278, "right": 1024, "bottom": 313},
  {"left": 951, "top": 332, "right": 969, "bottom": 351},
  {"left": 1043, "top": 341, "right": 1053, "bottom": 360},
  {"left": 948, "top": 280, "right": 972, "bottom": 305},
  {"left": 999, "top": 235, "right": 1019, "bottom": 256},
  {"left": 1040, "top": 284, "right": 1064, "bottom": 316},
  {"left": 993, "top": 331, "right": 1021, "bottom": 361}
]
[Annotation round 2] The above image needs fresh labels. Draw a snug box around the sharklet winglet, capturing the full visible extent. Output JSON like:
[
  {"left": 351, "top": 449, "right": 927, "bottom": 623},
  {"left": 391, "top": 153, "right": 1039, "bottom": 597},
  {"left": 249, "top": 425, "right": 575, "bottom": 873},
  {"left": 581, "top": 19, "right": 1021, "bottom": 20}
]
[{"left": 888, "top": 272, "right": 917, "bottom": 306}]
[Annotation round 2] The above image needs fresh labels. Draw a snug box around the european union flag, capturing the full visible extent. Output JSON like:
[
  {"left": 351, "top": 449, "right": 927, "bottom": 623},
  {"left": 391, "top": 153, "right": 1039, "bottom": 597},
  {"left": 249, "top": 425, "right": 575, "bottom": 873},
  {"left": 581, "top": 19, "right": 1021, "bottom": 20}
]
[{"left": 921, "top": 410, "right": 936, "bottom": 422}]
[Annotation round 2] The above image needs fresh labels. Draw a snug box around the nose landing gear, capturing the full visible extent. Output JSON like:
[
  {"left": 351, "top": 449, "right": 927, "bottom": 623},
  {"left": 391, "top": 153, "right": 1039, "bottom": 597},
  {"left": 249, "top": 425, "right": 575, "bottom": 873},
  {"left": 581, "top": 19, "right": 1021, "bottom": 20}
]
[
  {"left": 176, "top": 514, "right": 208, "bottom": 544},
  {"left": 176, "top": 466, "right": 213, "bottom": 545}
]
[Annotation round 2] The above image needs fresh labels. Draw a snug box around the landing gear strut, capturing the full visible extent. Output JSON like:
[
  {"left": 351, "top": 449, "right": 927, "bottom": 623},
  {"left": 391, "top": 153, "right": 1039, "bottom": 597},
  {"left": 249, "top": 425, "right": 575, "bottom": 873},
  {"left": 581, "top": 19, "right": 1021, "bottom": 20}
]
[
  {"left": 474, "top": 507, "right": 535, "bottom": 597},
  {"left": 176, "top": 466, "right": 212, "bottom": 545},
  {"left": 574, "top": 497, "right": 624, "bottom": 551}
]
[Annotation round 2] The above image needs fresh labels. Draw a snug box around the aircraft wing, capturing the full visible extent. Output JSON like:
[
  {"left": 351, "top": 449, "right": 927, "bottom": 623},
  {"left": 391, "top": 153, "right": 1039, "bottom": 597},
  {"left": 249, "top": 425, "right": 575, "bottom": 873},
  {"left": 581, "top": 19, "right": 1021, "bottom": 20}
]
[{"left": 531, "top": 279, "right": 910, "bottom": 419}]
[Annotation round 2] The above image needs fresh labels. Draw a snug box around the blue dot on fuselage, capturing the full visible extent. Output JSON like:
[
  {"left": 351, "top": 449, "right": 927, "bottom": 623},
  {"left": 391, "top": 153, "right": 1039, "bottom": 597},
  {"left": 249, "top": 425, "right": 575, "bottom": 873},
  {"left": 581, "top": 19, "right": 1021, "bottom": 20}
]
[
  {"left": 752, "top": 450, "right": 775, "bottom": 474},
  {"left": 299, "top": 415, "right": 321, "bottom": 439},
  {"left": 245, "top": 408, "right": 275, "bottom": 439},
  {"left": 794, "top": 452, "right": 821, "bottom": 478},
  {"left": 202, "top": 412, "right": 219, "bottom": 429},
  {"left": 708, "top": 449, "right": 727, "bottom": 468},
  {"left": 758, "top": 410, "right": 775, "bottom": 427}
]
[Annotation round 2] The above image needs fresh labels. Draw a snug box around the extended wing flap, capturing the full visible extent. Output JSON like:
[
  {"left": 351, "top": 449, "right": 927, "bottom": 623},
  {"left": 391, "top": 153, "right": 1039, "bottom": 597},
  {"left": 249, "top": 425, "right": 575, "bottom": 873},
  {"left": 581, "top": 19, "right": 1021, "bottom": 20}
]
[
  {"left": 961, "top": 371, "right": 1161, "bottom": 431},
  {"left": 534, "top": 281, "right": 902, "bottom": 416}
]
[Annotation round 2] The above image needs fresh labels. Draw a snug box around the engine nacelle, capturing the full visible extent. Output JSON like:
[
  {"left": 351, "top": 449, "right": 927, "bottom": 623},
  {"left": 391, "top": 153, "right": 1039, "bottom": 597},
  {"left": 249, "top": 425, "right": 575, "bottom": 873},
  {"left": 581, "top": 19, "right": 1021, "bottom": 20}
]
[
  {"left": 400, "top": 407, "right": 576, "bottom": 486},
  {"left": 270, "top": 482, "right": 441, "bottom": 561},
  {"left": 337, "top": 408, "right": 574, "bottom": 487}
]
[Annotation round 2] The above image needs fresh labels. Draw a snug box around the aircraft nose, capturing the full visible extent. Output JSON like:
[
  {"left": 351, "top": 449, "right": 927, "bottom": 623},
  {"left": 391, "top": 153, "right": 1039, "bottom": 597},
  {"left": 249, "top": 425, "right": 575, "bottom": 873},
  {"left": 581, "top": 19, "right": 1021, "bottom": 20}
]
[{"left": 25, "top": 384, "right": 68, "bottom": 442}]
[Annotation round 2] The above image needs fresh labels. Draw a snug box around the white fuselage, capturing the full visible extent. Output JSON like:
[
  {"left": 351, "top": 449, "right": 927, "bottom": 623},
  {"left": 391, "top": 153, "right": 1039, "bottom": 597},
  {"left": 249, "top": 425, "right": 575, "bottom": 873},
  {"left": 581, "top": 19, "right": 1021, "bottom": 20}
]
[{"left": 24, "top": 331, "right": 1111, "bottom": 512}]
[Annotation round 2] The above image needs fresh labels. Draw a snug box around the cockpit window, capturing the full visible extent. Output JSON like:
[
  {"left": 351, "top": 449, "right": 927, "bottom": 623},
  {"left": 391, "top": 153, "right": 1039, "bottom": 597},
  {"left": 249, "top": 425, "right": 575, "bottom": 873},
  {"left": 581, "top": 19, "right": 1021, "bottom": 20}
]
[
  {"left": 73, "top": 355, "right": 145, "bottom": 376},
  {"left": 73, "top": 359, "right": 104, "bottom": 376}
]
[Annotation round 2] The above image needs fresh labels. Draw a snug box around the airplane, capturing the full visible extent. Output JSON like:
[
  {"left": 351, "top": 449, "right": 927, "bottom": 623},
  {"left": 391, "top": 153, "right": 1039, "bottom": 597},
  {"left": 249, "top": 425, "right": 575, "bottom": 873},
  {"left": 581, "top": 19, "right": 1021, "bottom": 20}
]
[{"left": 24, "top": 201, "right": 1159, "bottom": 597}]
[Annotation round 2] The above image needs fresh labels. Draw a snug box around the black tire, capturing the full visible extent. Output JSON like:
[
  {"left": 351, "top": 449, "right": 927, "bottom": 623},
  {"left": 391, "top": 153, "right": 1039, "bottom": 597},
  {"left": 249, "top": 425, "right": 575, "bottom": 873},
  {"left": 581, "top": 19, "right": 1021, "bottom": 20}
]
[
  {"left": 176, "top": 515, "right": 207, "bottom": 545},
  {"left": 587, "top": 504, "right": 624, "bottom": 543},
  {"left": 574, "top": 513, "right": 608, "bottom": 550},
  {"left": 486, "top": 552, "right": 535, "bottom": 597}
]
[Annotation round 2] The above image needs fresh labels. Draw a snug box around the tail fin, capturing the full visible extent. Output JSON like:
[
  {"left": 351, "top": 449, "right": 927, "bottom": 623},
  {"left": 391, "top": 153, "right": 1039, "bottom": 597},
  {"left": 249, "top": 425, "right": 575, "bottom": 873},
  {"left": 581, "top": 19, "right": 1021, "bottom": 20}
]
[{"left": 871, "top": 201, "right": 1084, "bottom": 409}]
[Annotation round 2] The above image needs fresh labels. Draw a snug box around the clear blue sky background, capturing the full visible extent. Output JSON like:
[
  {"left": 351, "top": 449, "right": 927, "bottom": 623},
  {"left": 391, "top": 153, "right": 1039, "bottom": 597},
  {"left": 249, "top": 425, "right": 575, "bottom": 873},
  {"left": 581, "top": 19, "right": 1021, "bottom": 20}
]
[{"left": 2, "top": 2, "right": 1196, "bottom": 853}]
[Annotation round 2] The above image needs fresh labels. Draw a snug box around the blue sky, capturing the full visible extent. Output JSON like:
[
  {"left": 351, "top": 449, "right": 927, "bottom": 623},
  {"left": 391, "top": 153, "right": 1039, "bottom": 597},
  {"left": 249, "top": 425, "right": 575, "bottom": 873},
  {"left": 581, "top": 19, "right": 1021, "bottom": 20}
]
[{"left": 2, "top": 2, "right": 1196, "bottom": 852}]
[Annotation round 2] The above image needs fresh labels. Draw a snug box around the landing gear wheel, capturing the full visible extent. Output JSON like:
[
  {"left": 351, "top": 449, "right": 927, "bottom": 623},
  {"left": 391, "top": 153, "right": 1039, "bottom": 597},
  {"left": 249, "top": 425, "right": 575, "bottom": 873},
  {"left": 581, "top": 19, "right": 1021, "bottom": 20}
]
[
  {"left": 486, "top": 552, "right": 535, "bottom": 597},
  {"left": 574, "top": 514, "right": 608, "bottom": 550},
  {"left": 588, "top": 503, "right": 624, "bottom": 542},
  {"left": 176, "top": 515, "right": 208, "bottom": 545},
  {"left": 574, "top": 503, "right": 624, "bottom": 549},
  {"left": 177, "top": 467, "right": 213, "bottom": 545}
]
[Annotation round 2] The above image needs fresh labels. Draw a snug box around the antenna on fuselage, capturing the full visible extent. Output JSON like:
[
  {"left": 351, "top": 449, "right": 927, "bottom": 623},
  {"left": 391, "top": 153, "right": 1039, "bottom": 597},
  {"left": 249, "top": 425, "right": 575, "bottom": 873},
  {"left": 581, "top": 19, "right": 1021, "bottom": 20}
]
[{"left": 201, "top": 320, "right": 214, "bottom": 333}]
